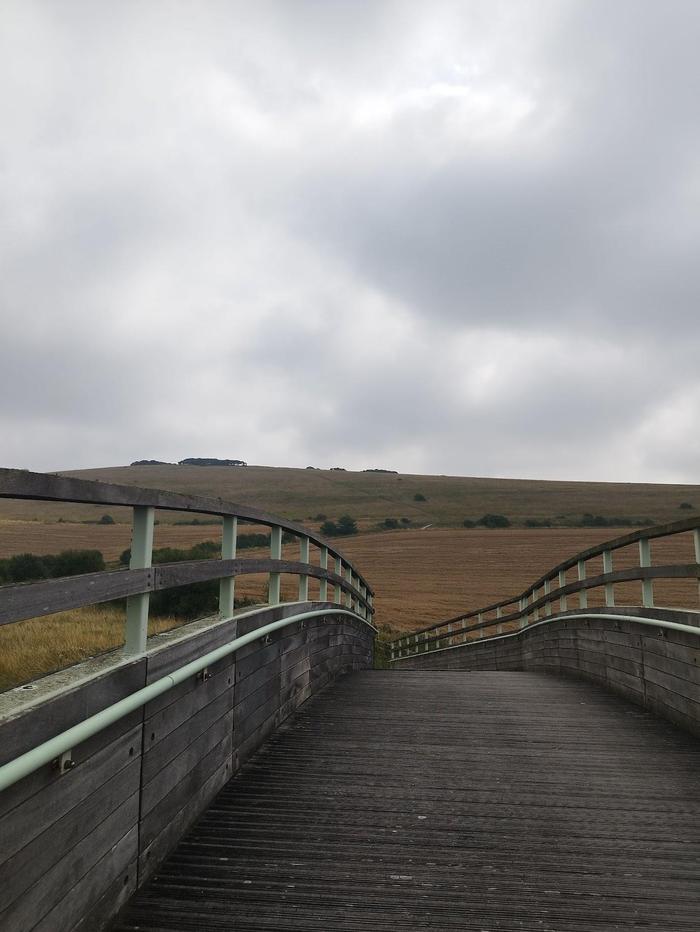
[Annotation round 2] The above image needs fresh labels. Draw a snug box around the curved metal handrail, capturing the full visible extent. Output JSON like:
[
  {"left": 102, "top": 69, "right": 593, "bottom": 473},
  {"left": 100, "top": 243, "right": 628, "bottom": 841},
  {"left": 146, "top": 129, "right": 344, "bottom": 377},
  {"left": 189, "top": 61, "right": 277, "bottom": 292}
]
[
  {"left": 390, "top": 517, "right": 700, "bottom": 658},
  {"left": 0, "top": 604, "right": 376, "bottom": 793}
]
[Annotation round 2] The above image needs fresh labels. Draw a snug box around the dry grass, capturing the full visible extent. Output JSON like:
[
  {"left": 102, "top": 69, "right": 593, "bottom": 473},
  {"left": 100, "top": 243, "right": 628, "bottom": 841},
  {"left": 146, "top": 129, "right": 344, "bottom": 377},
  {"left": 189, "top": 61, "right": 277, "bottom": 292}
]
[{"left": 0, "top": 606, "right": 183, "bottom": 691}]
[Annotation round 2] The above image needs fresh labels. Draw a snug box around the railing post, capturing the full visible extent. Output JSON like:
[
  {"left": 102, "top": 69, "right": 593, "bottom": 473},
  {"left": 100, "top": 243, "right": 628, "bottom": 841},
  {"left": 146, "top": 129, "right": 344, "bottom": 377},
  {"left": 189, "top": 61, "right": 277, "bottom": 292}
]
[
  {"left": 544, "top": 579, "right": 551, "bottom": 616},
  {"left": 603, "top": 549, "right": 615, "bottom": 607},
  {"left": 640, "top": 537, "right": 654, "bottom": 607},
  {"left": 219, "top": 515, "right": 237, "bottom": 619},
  {"left": 578, "top": 559, "right": 588, "bottom": 609},
  {"left": 559, "top": 570, "right": 567, "bottom": 612},
  {"left": 125, "top": 506, "right": 155, "bottom": 655},
  {"left": 532, "top": 589, "right": 539, "bottom": 621},
  {"left": 345, "top": 566, "right": 353, "bottom": 609},
  {"left": 334, "top": 556, "right": 342, "bottom": 604},
  {"left": 695, "top": 529, "right": 700, "bottom": 605},
  {"left": 496, "top": 605, "right": 503, "bottom": 635},
  {"left": 269, "top": 526, "right": 282, "bottom": 605},
  {"left": 319, "top": 546, "right": 329, "bottom": 601},
  {"left": 298, "top": 535, "right": 310, "bottom": 602},
  {"left": 478, "top": 612, "right": 483, "bottom": 638}
]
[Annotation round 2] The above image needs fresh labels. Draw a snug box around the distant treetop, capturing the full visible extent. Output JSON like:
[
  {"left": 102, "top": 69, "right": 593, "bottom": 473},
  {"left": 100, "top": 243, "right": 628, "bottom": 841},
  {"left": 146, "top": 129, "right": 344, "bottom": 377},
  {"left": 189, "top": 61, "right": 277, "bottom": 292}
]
[
  {"left": 130, "top": 459, "right": 171, "bottom": 466},
  {"left": 178, "top": 458, "right": 247, "bottom": 467},
  {"left": 363, "top": 468, "right": 398, "bottom": 474}
]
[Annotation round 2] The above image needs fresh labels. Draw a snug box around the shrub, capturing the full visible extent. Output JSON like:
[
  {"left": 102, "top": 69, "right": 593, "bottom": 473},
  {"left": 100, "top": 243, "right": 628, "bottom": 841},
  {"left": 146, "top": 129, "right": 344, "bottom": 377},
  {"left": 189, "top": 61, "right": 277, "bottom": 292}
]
[
  {"left": 380, "top": 518, "right": 399, "bottom": 529},
  {"left": 525, "top": 518, "right": 552, "bottom": 528},
  {"left": 680, "top": 502, "right": 694, "bottom": 510},
  {"left": 400, "top": 517, "right": 411, "bottom": 525},
  {"left": 6, "top": 553, "right": 48, "bottom": 582},
  {"left": 413, "top": 493, "right": 427, "bottom": 502},
  {"left": 320, "top": 515, "right": 358, "bottom": 537},
  {"left": 579, "top": 513, "right": 608, "bottom": 527},
  {"left": 337, "top": 515, "right": 358, "bottom": 535},
  {"left": 2, "top": 549, "right": 106, "bottom": 582},
  {"left": 314, "top": 513, "right": 327, "bottom": 521},
  {"left": 476, "top": 514, "right": 511, "bottom": 528},
  {"left": 99, "top": 514, "right": 115, "bottom": 525},
  {"left": 463, "top": 519, "right": 476, "bottom": 528},
  {"left": 48, "top": 550, "right": 105, "bottom": 576}
]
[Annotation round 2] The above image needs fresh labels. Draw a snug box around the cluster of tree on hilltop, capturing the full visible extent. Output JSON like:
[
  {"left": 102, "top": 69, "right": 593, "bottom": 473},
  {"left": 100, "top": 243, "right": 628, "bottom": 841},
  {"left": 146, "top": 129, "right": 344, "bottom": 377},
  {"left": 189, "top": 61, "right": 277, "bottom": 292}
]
[{"left": 130, "top": 458, "right": 247, "bottom": 467}]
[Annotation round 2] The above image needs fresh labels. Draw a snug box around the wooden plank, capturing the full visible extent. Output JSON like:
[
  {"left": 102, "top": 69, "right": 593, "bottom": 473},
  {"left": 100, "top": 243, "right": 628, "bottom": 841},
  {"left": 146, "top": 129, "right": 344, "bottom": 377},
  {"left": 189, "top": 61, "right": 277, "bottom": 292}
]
[
  {"left": 138, "top": 758, "right": 230, "bottom": 886},
  {"left": 143, "top": 662, "right": 233, "bottom": 746},
  {"left": 0, "top": 756, "right": 140, "bottom": 913},
  {"left": 72, "top": 859, "right": 138, "bottom": 932},
  {"left": 154, "top": 562, "right": 372, "bottom": 612},
  {"left": 643, "top": 664, "right": 700, "bottom": 703},
  {"left": 142, "top": 690, "right": 234, "bottom": 785},
  {"left": 0, "top": 722, "right": 141, "bottom": 864},
  {"left": 0, "top": 568, "right": 153, "bottom": 626},
  {"left": 141, "top": 710, "right": 234, "bottom": 817},
  {"left": 642, "top": 650, "right": 700, "bottom": 687},
  {"left": 139, "top": 733, "right": 233, "bottom": 851},
  {"left": 0, "top": 792, "right": 138, "bottom": 932},
  {"left": 31, "top": 824, "right": 137, "bottom": 932}
]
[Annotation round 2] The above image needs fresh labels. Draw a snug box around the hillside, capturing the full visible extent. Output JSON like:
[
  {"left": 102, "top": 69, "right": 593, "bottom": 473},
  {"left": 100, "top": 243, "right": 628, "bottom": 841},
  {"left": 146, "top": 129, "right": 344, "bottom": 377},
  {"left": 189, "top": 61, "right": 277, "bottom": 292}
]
[
  {"left": 1, "top": 465, "right": 698, "bottom": 638},
  {"left": 0, "top": 464, "right": 697, "bottom": 529}
]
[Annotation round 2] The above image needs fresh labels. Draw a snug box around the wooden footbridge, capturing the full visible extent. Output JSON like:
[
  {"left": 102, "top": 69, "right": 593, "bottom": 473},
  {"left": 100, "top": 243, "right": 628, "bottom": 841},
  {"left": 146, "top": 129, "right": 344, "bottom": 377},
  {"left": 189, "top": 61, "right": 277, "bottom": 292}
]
[{"left": 0, "top": 469, "right": 699, "bottom": 931}]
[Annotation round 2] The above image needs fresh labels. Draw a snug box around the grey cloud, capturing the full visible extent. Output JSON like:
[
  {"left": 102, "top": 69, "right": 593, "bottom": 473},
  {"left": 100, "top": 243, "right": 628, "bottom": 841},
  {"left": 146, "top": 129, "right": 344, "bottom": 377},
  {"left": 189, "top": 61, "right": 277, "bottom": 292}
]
[{"left": 1, "top": 1, "right": 699, "bottom": 481}]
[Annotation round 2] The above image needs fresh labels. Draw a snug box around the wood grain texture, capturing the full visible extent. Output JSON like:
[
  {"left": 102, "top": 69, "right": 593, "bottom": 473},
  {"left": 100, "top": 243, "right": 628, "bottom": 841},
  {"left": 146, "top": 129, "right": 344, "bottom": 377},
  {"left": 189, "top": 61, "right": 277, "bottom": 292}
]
[
  {"left": 394, "top": 614, "right": 700, "bottom": 737},
  {"left": 113, "top": 671, "right": 700, "bottom": 932}
]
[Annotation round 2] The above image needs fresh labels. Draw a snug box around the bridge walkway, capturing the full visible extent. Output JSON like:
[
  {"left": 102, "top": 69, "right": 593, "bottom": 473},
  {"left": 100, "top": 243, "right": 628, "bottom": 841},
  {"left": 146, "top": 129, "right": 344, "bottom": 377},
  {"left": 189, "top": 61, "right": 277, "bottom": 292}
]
[{"left": 113, "top": 671, "right": 700, "bottom": 931}]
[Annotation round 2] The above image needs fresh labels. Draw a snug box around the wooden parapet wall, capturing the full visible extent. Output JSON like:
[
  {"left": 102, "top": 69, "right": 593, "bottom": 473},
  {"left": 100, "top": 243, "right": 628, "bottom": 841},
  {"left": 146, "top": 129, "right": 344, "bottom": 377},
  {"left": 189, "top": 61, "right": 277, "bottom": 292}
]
[
  {"left": 0, "top": 604, "right": 374, "bottom": 932},
  {"left": 392, "top": 608, "right": 700, "bottom": 738}
]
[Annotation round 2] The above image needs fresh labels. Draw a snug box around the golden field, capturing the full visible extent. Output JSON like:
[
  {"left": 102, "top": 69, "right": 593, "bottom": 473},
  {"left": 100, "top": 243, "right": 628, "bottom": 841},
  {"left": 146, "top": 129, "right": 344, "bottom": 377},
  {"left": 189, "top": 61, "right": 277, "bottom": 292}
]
[
  {"left": 0, "top": 606, "right": 182, "bottom": 691},
  {"left": 1, "top": 463, "right": 699, "bottom": 688}
]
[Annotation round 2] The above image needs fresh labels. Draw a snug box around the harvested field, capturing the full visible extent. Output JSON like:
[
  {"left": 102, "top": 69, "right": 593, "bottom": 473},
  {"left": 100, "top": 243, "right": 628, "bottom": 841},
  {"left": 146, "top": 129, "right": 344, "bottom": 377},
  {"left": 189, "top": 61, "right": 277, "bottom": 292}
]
[
  {"left": 1, "top": 517, "right": 699, "bottom": 688},
  {"left": 0, "top": 520, "right": 228, "bottom": 562},
  {"left": 335, "top": 527, "right": 700, "bottom": 635}
]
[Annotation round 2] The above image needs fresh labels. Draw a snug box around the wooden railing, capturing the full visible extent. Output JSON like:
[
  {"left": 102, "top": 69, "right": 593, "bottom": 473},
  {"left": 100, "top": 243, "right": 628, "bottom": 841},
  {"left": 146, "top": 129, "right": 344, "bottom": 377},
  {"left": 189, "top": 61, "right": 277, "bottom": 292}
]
[
  {"left": 390, "top": 517, "right": 700, "bottom": 659},
  {"left": 0, "top": 468, "right": 374, "bottom": 653}
]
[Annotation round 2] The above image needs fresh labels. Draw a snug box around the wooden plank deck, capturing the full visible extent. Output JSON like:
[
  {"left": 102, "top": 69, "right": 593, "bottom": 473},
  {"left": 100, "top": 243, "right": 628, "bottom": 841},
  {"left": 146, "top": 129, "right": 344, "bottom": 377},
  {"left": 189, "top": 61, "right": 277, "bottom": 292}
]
[{"left": 112, "top": 671, "right": 700, "bottom": 931}]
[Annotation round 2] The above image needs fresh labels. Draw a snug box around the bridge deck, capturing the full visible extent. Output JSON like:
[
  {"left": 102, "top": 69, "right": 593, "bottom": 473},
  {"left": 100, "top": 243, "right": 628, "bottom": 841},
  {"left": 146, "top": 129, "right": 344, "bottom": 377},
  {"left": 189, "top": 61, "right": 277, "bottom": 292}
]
[{"left": 113, "top": 671, "right": 700, "bottom": 931}]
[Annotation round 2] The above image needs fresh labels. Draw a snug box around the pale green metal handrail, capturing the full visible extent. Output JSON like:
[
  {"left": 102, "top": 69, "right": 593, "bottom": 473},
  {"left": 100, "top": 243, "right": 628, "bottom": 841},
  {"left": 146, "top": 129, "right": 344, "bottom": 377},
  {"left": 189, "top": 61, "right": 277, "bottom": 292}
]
[
  {"left": 389, "top": 610, "right": 700, "bottom": 662},
  {"left": 0, "top": 606, "right": 376, "bottom": 793}
]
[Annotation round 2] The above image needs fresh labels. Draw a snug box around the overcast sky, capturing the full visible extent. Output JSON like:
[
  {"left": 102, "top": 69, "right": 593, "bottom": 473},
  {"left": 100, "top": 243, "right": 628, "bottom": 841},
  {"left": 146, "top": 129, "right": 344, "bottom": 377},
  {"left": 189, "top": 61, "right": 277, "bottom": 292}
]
[{"left": 2, "top": 1, "right": 699, "bottom": 482}]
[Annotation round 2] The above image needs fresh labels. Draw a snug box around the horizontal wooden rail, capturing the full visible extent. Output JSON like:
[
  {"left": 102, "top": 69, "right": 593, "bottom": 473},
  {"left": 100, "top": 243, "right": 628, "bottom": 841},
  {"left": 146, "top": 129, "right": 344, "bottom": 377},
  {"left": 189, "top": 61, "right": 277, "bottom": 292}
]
[
  {"left": 390, "top": 518, "right": 700, "bottom": 659},
  {"left": 0, "top": 469, "right": 375, "bottom": 657},
  {"left": 0, "top": 559, "right": 373, "bottom": 627}
]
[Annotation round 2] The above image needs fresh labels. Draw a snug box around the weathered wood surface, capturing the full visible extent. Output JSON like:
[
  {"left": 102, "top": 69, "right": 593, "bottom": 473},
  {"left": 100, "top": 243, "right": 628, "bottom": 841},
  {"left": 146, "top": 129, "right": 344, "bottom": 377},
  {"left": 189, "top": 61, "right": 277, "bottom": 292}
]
[
  {"left": 113, "top": 671, "right": 700, "bottom": 931},
  {"left": 0, "top": 604, "right": 374, "bottom": 932},
  {"left": 0, "top": 468, "right": 373, "bottom": 594},
  {"left": 395, "top": 613, "right": 700, "bottom": 737},
  {"left": 0, "top": 560, "right": 373, "bottom": 627}
]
